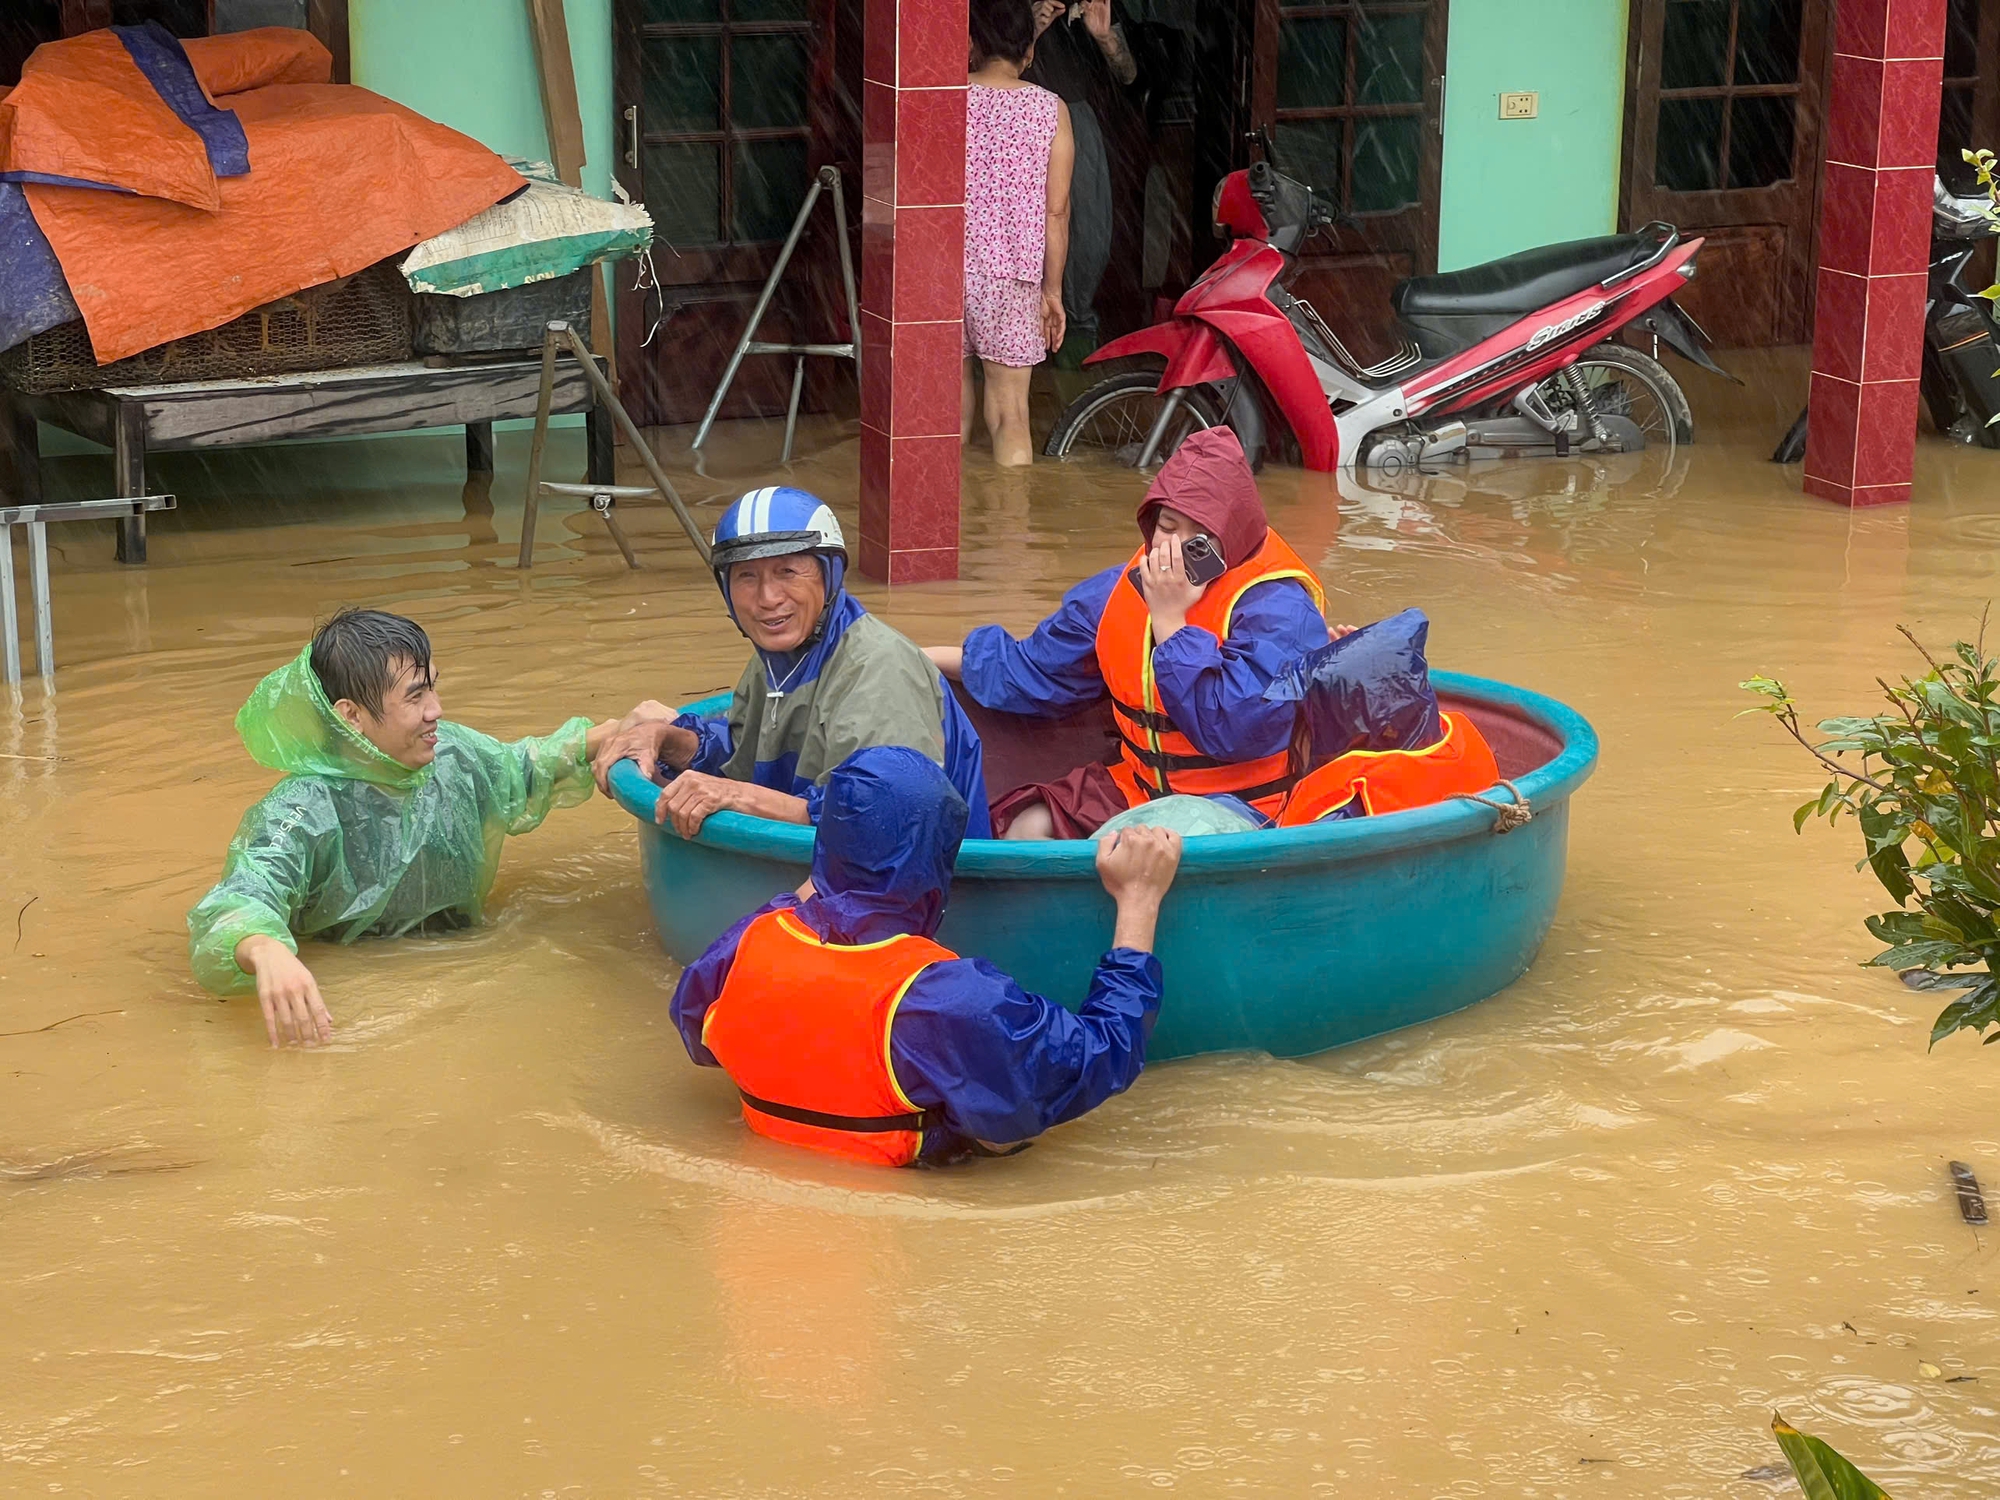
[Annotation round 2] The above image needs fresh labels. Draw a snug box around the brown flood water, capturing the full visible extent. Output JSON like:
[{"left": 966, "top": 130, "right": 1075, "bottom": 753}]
[{"left": 5, "top": 349, "right": 2000, "bottom": 1496}]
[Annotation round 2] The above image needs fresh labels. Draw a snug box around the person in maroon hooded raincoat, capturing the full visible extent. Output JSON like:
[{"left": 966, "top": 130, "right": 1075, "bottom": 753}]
[{"left": 927, "top": 428, "right": 1333, "bottom": 838}]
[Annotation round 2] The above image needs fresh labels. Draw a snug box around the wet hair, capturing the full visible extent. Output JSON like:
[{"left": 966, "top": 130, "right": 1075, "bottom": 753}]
[
  {"left": 309, "top": 608, "right": 433, "bottom": 717},
  {"left": 970, "top": 0, "right": 1034, "bottom": 68}
]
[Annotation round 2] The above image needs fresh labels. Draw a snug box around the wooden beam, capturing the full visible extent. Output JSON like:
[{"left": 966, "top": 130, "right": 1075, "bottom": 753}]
[
  {"left": 526, "top": 0, "right": 589, "bottom": 187},
  {"left": 525, "top": 0, "right": 619, "bottom": 398}
]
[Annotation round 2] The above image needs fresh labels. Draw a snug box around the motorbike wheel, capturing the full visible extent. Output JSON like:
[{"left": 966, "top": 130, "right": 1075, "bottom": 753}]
[
  {"left": 1533, "top": 342, "right": 1695, "bottom": 453},
  {"left": 1042, "top": 370, "right": 1226, "bottom": 466}
]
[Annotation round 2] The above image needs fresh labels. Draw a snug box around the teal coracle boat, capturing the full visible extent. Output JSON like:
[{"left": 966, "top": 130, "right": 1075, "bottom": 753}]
[{"left": 609, "top": 671, "right": 1598, "bottom": 1061}]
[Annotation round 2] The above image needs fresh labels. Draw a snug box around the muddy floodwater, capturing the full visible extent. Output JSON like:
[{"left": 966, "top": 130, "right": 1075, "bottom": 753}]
[{"left": 6, "top": 351, "right": 2000, "bottom": 1496}]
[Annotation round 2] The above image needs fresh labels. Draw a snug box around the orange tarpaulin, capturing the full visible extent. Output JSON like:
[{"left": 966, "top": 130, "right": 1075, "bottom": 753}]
[
  {"left": 1, "top": 28, "right": 221, "bottom": 209},
  {"left": 182, "top": 27, "right": 331, "bottom": 96},
  {"left": 6, "top": 28, "right": 520, "bottom": 364}
]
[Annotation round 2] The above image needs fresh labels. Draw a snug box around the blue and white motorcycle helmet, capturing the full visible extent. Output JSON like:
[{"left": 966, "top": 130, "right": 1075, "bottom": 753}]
[{"left": 710, "top": 486, "right": 847, "bottom": 637}]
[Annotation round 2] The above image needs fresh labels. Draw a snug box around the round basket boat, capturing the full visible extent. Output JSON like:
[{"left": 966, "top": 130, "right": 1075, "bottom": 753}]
[{"left": 609, "top": 671, "right": 1598, "bottom": 1061}]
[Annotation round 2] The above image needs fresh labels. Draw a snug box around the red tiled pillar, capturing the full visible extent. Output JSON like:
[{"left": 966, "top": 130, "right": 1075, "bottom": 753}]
[
  {"left": 1803, "top": 0, "right": 1948, "bottom": 507},
  {"left": 857, "top": 0, "right": 966, "bottom": 582}
]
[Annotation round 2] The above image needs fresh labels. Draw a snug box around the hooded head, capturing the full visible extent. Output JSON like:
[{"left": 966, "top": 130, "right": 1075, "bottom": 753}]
[
  {"left": 1136, "top": 427, "right": 1269, "bottom": 572},
  {"left": 798, "top": 746, "right": 968, "bottom": 946},
  {"left": 234, "top": 643, "right": 435, "bottom": 792}
]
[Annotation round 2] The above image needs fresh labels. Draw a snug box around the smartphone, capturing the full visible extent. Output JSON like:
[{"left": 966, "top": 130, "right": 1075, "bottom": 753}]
[
  {"left": 1181, "top": 534, "right": 1227, "bottom": 585},
  {"left": 1128, "top": 533, "right": 1228, "bottom": 592}
]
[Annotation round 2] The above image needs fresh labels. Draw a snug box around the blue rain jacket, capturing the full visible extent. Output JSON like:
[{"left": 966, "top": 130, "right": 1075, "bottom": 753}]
[
  {"left": 673, "top": 556, "right": 991, "bottom": 835},
  {"left": 671, "top": 746, "right": 1161, "bottom": 1161},
  {"left": 959, "top": 564, "right": 1329, "bottom": 764},
  {"left": 1267, "top": 607, "right": 1442, "bottom": 762}
]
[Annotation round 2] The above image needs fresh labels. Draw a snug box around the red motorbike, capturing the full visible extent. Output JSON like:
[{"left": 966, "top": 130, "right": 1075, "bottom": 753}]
[{"left": 1045, "top": 161, "right": 1734, "bottom": 473}]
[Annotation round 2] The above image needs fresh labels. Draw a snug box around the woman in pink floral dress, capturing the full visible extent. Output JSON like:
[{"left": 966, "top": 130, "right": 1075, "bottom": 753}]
[{"left": 964, "top": 0, "right": 1074, "bottom": 466}]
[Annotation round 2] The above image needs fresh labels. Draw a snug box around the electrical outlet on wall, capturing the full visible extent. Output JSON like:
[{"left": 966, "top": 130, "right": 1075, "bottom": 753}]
[{"left": 1499, "top": 91, "right": 1539, "bottom": 120}]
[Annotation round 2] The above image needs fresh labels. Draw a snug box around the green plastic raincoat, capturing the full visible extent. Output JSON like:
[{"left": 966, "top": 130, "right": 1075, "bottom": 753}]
[{"left": 187, "top": 646, "right": 595, "bottom": 995}]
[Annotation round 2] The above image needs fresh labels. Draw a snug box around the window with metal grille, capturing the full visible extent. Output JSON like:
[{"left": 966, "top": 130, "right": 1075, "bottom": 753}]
[
  {"left": 1652, "top": 0, "right": 1804, "bottom": 192},
  {"left": 638, "top": 0, "right": 815, "bottom": 252},
  {"left": 1272, "top": 1, "right": 1430, "bottom": 216}
]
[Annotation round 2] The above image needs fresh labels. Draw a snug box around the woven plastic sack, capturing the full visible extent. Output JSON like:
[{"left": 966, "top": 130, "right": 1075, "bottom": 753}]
[
  {"left": 1091, "top": 795, "right": 1261, "bottom": 840},
  {"left": 399, "top": 158, "right": 654, "bottom": 297}
]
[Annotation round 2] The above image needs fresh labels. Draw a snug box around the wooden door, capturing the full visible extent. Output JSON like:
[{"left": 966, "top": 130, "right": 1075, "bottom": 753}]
[
  {"left": 1620, "top": 0, "right": 1830, "bottom": 348},
  {"left": 1247, "top": 0, "right": 1447, "bottom": 362},
  {"left": 612, "top": 0, "right": 847, "bottom": 427}
]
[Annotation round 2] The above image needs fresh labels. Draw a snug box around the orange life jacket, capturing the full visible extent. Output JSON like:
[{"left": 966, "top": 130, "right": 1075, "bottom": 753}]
[
  {"left": 701, "top": 908, "right": 952, "bottom": 1167},
  {"left": 1095, "top": 529, "right": 1327, "bottom": 816},
  {"left": 1276, "top": 711, "right": 1500, "bottom": 827}
]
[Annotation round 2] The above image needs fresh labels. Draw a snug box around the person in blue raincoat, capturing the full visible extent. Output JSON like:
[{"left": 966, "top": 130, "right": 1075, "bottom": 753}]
[
  {"left": 592, "top": 487, "right": 992, "bottom": 837},
  {"left": 927, "top": 427, "right": 1334, "bottom": 836},
  {"left": 671, "top": 746, "right": 1181, "bottom": 1166}
]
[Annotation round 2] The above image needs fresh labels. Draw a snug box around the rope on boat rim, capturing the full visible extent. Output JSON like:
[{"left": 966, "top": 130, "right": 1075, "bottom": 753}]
[{"left": 1453, "top": 778, "right": 1531, "bottom": 833}]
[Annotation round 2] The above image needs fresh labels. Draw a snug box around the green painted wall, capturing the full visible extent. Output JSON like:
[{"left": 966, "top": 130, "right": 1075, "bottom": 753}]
[
  {"left": 1435, "top": 0, "right": 1629, "bottom": 271},
  {"left": 349, "top": 0, "right": 616, "bottom": 200}
]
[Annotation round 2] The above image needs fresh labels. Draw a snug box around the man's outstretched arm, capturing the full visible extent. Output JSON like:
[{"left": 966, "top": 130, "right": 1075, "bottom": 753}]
[{"left": 888, "top": 826, "right": 1182, "bottom": 1145}]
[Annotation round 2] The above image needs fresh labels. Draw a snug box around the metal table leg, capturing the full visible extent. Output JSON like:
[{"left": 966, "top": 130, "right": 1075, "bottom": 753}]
[
  {"left": 0, "top": 525, "right": 18, "bottom": 685},
  {"left": 28, "top": 520, "right": 53, "bottom": 678}
]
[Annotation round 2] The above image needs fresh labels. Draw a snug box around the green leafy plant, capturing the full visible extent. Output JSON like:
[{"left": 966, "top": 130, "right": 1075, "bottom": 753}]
[
  {"left": 1968, "top": 148, "right": 2000, "bottom": 301},
  {"left": 1743, "top": 617, "right": 2000, "bottom": 1048},
  {"left": 1963, "top": 148, "right": 2000, "bottom": 426},
  {"left": 1771, "top": 1413, "right": 1894, "bottom": 1499}
]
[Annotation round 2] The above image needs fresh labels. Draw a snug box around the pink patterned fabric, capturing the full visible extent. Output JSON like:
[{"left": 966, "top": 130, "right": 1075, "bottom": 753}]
[
  {"left": 965, "top": 83, "right": 1058, "bottom": 283},
  {"left": 964, "top": 268, "right": 1045, "bottom": 367}
]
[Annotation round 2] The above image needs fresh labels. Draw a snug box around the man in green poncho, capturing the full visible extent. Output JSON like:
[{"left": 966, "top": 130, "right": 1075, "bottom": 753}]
[{"left": 187, "top": 609, "right": 616, "bottom": 1048}]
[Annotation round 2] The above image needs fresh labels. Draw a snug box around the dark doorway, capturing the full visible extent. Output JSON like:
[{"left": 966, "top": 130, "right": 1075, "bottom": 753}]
[
  {"left": 1939, "top": 0, "right": 2000, "bottom": 186},
  {"left": 1620, "top": 0, "right": 1830, "bottom": 348}
]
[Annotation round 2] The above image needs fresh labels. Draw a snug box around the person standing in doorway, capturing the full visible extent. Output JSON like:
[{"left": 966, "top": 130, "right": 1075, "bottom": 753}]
[
  {"left": 964, "top": 0, "right": 1074, "bottom": 466},
  {"left": 1026, "top": 0, "right": 1146, "bottom": 361}
]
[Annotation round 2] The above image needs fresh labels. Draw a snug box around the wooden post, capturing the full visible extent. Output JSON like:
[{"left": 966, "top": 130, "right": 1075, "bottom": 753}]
[
  {"left": 517, "top": 327, "right": 562, "bottom": 570},
  {"left": 113, "top": 404, "right": 146, "bottom": 565},
  {"left": 0, "top": 398, "right": 42, "bottom": 510},
  {"left": 465, "top": 421, "right": 495, "bottom": 474},
  {"left": 525, "top": 0, "right": 619, "bottom": 398}
]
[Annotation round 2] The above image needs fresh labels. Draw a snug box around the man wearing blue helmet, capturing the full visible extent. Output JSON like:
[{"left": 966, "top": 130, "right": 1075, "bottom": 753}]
[{"left": 591, "top": 487, "right": 992, "bottom": 837}]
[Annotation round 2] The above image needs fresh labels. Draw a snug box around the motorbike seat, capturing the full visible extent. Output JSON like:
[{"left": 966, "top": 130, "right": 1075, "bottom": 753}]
[{"left": 1392, "top": 227, "right": 1672, "bottom": 319}]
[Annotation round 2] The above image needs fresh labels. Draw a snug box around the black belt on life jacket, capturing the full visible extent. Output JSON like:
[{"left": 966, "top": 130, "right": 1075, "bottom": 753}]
[
  {"left": 1118, "top": 733, "right": 1224, "bottom": 774},
  {"left": 1110, "top": 695, "right": 1178, "bottom": 734},
  {"left": 1111, "top": 695, "right": 1296, "bottom": 804},
  {"left": 1133, "top": 771, "right": 1295, "bottom": 805},
  {"left": 738, "top": 1088, "right": 937, "bottom": 1135}
]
